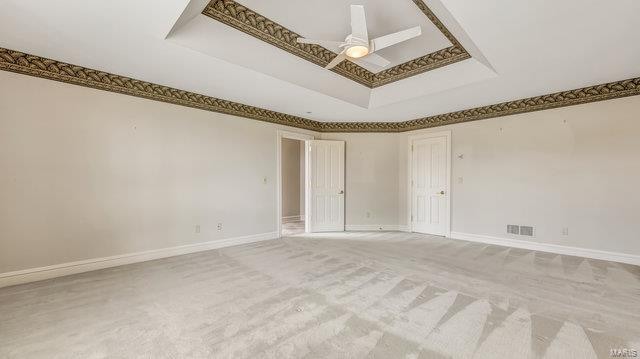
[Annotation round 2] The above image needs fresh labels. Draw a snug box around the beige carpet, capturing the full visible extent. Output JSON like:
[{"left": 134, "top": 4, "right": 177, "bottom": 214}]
[
  {"left": 1, "top": 231, "right": 639, "bottom": 358},
  {"left": 282, "top": 220, "right": 305, "bottom": 236}
]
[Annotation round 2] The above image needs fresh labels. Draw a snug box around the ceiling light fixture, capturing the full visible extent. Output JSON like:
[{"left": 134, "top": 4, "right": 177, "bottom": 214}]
[
  {"left": 345, "top": 45, "right": 369, "bottom": 58},
  {"left": 296, "top": 5, "right": 421, "bottom": 69}
]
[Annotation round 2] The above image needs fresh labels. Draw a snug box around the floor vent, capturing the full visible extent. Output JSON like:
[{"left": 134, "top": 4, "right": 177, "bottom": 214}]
[
  {"left": 520, "top": 226, "right": 534, "bottom": 236},
  {"left": 507, "top": 225, "right": 520, "bottom": 235}
]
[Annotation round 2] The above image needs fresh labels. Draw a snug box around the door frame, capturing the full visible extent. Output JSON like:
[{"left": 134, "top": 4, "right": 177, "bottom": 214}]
[
  {"left": 276, "top": 130, "right": 314, "bottom": 237},
  {"left": 407, "top": 130, "right": 452, "bottom": 237}
]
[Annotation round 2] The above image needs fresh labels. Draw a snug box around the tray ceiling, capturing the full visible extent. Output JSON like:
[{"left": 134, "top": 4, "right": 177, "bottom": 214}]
[
  {"left": 0, "top": 0, "right": 639, "bottom": 126},
  {"left": 201, "top": 0, "right": 470, "bottom": 87},
  {"left": 167, "top": 0, "right": 492, "bottom": 108}
]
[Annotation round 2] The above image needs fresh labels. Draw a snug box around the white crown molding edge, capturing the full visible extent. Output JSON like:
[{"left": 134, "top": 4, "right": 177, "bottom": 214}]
[
  {"left": 450, "top": 231, "right": 640, "bottom": 266},
  {"left": 0, "top": 231, "right": 279, "bottom": 288}
]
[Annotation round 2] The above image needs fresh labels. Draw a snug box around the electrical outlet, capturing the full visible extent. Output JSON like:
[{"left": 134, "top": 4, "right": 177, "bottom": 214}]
[
  {"left": 562, "top": 227, "right": 569, "bottom": 235},
  {"left": 217, "top": 223, "right": 223, "bottom": 231},
  {"left": 195, "top": 225, "right": 200, "bottom": 234},
  {"left": 457, "top": 177, "right": 464, "bottom": 184}
]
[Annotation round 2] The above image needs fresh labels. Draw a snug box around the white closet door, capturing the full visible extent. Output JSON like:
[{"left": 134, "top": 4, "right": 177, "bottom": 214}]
[
  {"left": 411, "top": 136, "right": 449, "bottom": 235},
  {"left": 309, "top": 140, "right": 345, "bottom": 232}
]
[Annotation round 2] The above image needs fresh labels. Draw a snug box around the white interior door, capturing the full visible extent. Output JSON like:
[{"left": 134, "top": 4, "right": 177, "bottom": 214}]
[
  {"left": 309, "top": 140, "right": 345, "bottom": 232},
  {"left": 411, "top": 135, "right": 450, "bottom": 235}
]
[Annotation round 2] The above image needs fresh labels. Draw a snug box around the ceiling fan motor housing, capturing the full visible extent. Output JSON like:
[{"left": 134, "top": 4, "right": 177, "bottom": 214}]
[
  {"left": 343, "top": 34, "right": 370, "bottom": 58},
  {"left": 296, "top": 5, "right": 421, "bottom": 68}
]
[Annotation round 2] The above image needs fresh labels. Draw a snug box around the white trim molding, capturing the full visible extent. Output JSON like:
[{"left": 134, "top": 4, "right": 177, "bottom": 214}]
[
  {"left": 276, "top": 130, "right": 315, "bottom": 237},
  {"left": 450, "top": 231, "right": 640, "bottom": 266},
  {"left": 0, "top": 231, "right": 278, "bottom": 288},
  {"left": 346, "top": 224, "right": 410, "bottom": 232}
]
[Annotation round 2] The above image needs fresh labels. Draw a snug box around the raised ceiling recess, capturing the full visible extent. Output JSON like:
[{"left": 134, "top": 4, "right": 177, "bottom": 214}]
[
  {"left": 165, "top": 0, "right": 493, "bottom": 108},
  {"left": 201, "top": 0, "right": 470, "bottom": 88},
  {"left": 2, "top": 1, "right": 638, "bottom": 131}
]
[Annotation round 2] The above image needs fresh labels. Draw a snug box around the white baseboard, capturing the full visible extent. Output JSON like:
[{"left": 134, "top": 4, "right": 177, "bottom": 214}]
[
  {"left": 0, "top": 231, "right": 278, "bottom": 289},
  {"left": 397, "top": 225, "right": 411, "bottom": 232},
  {"left": 346, "top": 224, "right": 409, "bottom": 232},
  {"left": 282, "top": 215, "right": 303, "bottom": 223},
  {"left": 450, "top": 231, "right": 640, "bottom": 266}
]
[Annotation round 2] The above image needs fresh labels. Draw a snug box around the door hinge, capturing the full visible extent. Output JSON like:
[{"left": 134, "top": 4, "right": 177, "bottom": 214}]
[
  {"left": 411, "top": 214, "right": 413, "bottom": 222},
  {"left": 411, "top": 145, "right": 414, "bottom": 152}
]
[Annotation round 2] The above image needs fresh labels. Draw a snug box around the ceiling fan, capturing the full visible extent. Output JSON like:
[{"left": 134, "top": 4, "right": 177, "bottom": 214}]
[{"left": 296, "top": 5, "right": 422, "bottom": 70}]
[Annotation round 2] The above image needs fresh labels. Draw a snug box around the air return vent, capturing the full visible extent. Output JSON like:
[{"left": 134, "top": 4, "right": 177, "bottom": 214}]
[
  {"left": 507, "top": 225, "right": 520, "bottom": 235},
  {"left": 520, "top": 226, "right": 534, "bottom": 236}
]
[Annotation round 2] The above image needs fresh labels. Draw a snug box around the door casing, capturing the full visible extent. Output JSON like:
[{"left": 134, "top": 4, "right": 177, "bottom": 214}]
[{"left": 276, "top": 130, "right": 314, "bottom": 237}]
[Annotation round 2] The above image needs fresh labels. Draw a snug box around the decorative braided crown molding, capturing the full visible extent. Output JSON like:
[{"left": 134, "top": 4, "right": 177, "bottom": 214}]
[
  {"left": 322, "top": 77, "right": 640, "bottom": 132},
  {"left": 202, "top": 0, "right": 470, "bottom": 88},
  {"left": 0, "top": 48, "right": 323, "bottom": 132},
  {"left": 1, "top": 47, "right": 639, "bottom": 133}
]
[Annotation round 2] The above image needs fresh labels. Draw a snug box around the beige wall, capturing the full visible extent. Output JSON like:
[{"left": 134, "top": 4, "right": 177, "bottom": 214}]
[
  {"left": 299, "top": 141, "right": 305, "bottom": 217},
  {"left": 281, "top": 138, "right": 301, "bottom": 218},
  {"left": 398, "top": 95, "right": 640, "bottom": 255},
  {"left": 0, "top": 71, "right": 316, "bottom": 273},
  {"left": 322, "top": 96, "right": 640, "bottom": 256},
  {"left": 2, "top": 70, "right": 640, "bottom": 274},
  {"left": 320, "top": 133, "right": 400, "bottom": 228}
]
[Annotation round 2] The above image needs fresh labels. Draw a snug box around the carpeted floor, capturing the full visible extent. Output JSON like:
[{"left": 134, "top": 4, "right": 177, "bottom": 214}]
[
  {"left": 282, "top": 220, "right": 305, "bottom": 236},
  {"left": 1, "top": 232, "right": 639, "bottom": 358}
]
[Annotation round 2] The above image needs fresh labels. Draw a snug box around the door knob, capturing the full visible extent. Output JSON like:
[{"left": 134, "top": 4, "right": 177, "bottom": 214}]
[
  {"left": 439, "top": 191, "right": 445, "bottom": 195},
  {"left": 339, "top": 190, "right": 344, "bottom": 194}
]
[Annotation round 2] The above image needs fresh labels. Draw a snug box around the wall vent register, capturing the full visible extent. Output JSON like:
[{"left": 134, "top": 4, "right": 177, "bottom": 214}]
[
  {"left": 507, "top": 225, "right": 535, "bottom": 237},
  {"left": 519, "top": 226, "right": 534, "bottom": 237}
]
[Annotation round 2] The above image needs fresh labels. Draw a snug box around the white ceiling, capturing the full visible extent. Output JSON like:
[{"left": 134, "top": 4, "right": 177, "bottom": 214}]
[
  {"left": 0, "top": 0, "right": 639, "bottom": 123},
  {"left": 166, "top": 2, "right": 494, "bottom": 109}
]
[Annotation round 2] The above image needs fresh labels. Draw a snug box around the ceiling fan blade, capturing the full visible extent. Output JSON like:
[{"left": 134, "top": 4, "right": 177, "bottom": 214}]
[
  {"left": 325, "top": 50, "right": 347, "bottom": 69},
  {"left": 356, "top": 53, "right": 391, "bottom": 68},
  {"left": 297, "top": 38, "right": 344, "bottom": 52},
  {"left": 350, "top": 5, "right": 368, "bottom": 42},
  {"left": 371, "top": 26, "right": 421, "bottom": 52}
]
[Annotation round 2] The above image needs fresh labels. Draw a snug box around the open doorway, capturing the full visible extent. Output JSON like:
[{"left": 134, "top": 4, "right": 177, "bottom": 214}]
[
  {"left": 277, "top": 131, "right": 313, "bottom": 237},
  {"left": 281, "top": 138, "right": 306, "bottom": 236}
]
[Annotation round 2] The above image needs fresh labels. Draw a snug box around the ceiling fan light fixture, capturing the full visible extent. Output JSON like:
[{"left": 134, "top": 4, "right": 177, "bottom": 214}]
[
  {"left": 345, "top": 45, "right": 369, "bottom": 58},
  {"left": 300, "top": 5, "right": 421, "bottom": 69}
]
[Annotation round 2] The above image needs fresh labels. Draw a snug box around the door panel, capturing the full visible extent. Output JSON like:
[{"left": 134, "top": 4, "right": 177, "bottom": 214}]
[
  {"left": 411, "top": 136, "right": 449, "bottom": 235},
  {"left": 310, "top": 140, "right": 345, "bottom": 232}
]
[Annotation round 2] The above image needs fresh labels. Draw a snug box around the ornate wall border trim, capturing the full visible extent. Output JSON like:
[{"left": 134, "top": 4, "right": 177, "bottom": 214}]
[
  {"left": 0, "top": 48, "right": 322, "bottom": 132},
  {"left": 321, "top": 77, "right": 640, "bottom": 132},
  {"left": 1, "top": 47, "right": 639, "bottom": 134},
  {"left": 202, "top": 0, "right": 470, "bottom": 88}
]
